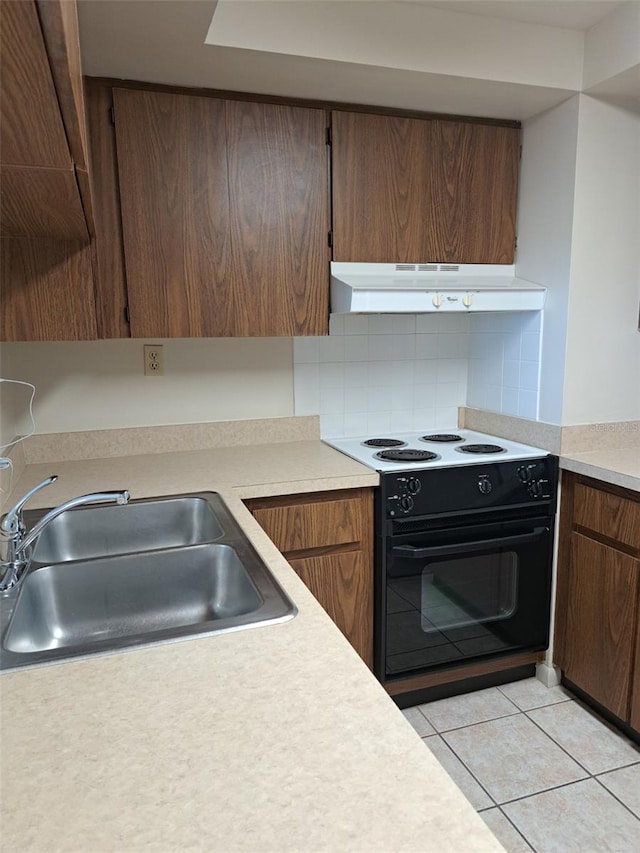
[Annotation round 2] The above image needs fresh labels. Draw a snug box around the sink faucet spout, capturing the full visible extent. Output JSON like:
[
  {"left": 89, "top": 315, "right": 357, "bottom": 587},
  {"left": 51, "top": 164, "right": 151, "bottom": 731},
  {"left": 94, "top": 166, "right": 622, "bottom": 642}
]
[{"left": 1, "top": 483, "right": 130, "bottom": 593}]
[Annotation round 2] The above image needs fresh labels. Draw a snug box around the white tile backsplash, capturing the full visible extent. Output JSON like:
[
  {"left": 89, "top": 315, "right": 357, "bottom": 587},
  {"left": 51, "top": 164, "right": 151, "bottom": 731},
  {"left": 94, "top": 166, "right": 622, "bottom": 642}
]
[
  {"left": 294, "top": 311, "right": 543, "bottom": 436},
  {"left": 467, "top": 312, "right": 542, "bottom": 421}
]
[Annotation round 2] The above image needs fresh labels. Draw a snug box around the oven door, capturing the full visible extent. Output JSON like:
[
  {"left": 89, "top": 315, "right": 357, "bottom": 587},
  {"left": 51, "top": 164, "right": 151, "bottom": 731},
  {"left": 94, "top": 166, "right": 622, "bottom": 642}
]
[{"left": 382, "top": 517, "right": 553, "bottom": 680}]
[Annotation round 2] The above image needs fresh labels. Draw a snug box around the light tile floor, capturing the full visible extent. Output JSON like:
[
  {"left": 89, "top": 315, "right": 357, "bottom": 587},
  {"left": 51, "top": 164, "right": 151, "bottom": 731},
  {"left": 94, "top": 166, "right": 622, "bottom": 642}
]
[{"left": 402, "top": 678, "right": 640, "bottom": 852}]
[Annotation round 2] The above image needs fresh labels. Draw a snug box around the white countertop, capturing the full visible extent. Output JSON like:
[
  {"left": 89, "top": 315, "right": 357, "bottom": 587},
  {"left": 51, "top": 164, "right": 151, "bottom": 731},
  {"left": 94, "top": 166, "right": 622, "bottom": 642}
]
[
  {"left": 1, "top": 440, "right": 504, "bottom": 852},
  {"left": 560, "top": 446, "right": 640, "bottom": 493}
]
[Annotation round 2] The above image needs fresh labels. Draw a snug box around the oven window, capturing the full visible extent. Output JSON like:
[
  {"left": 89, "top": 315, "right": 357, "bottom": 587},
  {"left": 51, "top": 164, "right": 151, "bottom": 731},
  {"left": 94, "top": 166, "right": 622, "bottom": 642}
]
[{"left": 421, "top": 552, "right": 517, "bottom": 631}]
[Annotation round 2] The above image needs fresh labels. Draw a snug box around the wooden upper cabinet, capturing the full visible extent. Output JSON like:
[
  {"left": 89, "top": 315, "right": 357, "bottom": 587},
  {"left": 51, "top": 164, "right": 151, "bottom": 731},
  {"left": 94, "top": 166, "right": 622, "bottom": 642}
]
[
  {"left": 0, "top": 0, "right": 71, "bottom": 168},
  {"left": 331, "top": 110, "right": 519, "bottom": 264},
  {"left": 114, "top": 88, "right": 232, "bottom": 338},
  {"left": 0, "top": 0, "right": 90, "bottom": 240},
  {"left": 114, "top": 89, "right": 329, "bottom": 337},
  {"left": 226, "top": 101, "right": 329, "bottom": 336}
]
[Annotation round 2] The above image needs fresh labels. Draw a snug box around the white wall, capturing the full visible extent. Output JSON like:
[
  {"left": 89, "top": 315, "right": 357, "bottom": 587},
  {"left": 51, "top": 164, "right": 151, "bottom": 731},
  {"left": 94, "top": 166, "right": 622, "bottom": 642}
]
[
  {"left": 0, "top": 339, "right": 294, "bottom": 434},
  {"left": 209, "top": 1, "right": 584, "bottom": 90},
  {"left": 0, "top": 377, "right": 33, "bottom": 449},
  {"left": 583, "top": 1, "right": 640, "bottom": 91},
  {"left": 562, "top": 96, "right": 640, "bottom": 424},
  {"left": 515, "top": 96, "right": 580, "bottom": 425}
]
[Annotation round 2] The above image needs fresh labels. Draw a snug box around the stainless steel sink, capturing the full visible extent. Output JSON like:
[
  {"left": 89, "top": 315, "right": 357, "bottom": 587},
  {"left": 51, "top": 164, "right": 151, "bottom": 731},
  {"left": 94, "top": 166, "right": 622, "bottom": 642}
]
[
  {"left": 30, "top": 495, "right": 224, "bottom": 563},
  {"left": 0, "top": 492, "right": 295, "bottom": 670}
]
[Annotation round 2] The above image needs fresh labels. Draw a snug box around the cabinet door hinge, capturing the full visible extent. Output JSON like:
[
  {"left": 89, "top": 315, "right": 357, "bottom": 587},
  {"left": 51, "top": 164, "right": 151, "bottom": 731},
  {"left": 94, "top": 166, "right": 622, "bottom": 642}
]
[
  {"left": 110, "top": 106, "right": 116, "bottom": 126},
  {"left": 328, "top": 231, "right": 333, "bottom": 248},
  {"left": 326, "top": 126, "right": 332, "bottom": 145},
  {"left": 124, "top": 304, "right": 130, "bottom": 324}
]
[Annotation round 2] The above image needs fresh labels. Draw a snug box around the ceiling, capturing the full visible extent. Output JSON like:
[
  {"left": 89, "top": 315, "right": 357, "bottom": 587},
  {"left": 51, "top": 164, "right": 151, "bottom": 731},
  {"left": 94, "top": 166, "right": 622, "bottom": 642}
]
[
  {"left": 407, "top": 1, "right": 623, "bottom": 30},
  {"left": 78, "top": 0, "right": 638, "bottom": 120}
]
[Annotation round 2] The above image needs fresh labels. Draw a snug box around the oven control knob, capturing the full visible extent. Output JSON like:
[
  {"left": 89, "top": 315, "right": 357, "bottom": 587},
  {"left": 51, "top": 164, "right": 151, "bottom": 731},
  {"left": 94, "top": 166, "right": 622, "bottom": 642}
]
[
  {"left": 529, "top": 479, "right": 550, "bottom": 499},
  {"left": 462, "top": 293, "right": 474, "bottom": 308},
  {"left": 517, "top": 465, "right": 532, "bottom": 482},
  {"left": 478, "top": 475, "right": 493, "bottom": 495},
  {"left": 400, "top": 496, "right": 414, "bottom": 512},
  {"left": 432, "top": 293, "right": 444, "bottom": 308},
  {"left": 407, "top": 477, "right": 422, "bottom": 495}
]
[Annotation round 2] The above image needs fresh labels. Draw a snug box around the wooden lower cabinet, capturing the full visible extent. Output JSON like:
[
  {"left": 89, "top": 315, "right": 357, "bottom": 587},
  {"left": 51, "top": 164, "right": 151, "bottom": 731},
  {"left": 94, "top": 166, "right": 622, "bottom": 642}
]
[
  {"left": 555, "top": 473, "right": 640, "bottom": 732},
  {"left": 288, "top": 550, "right": 372, "bottom": 668},
  {"left": 246, "top": 489, "right": 373, "bottom": 668}
]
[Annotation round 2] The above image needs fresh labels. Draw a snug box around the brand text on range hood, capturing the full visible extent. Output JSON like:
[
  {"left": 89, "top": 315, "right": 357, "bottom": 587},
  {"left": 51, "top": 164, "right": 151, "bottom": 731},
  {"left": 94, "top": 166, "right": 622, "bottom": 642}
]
[{"left": 331, "top": 263, "right": 546, "bottom": 314}]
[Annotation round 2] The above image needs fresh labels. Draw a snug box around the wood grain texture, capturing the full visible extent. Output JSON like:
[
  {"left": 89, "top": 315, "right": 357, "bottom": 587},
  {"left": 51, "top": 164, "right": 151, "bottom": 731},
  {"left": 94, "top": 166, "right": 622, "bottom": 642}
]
[
  {"left": 428, "top": 120, "right": 519, "bottom": 263},
  {"left": 248, "top": 488, "right": 374, "bottom": 667},
  {"left": 0, "top": 165, "right": 87, "bottom": 239},
  {"left": 630, "top": 619, "right": 640, "bottom": 732},
  {"left": 114, "top": 88, "right": 232, "bottom": 338},
  {"left": 332, "top": 111, "right": 428, "bottom": 263},
  {"left": 289, "top": 550, "right": 373, "bottom": 668},
  {"left": 251, "top": 496, "right": 364, "bottom": 554},
  {"left": 563, "top": 532, "right": 638, "bottom": 721},
  {"left": 85, "top": 81, "right": 129, "bottom": 337},
  {"left": 225, "top": 100, "right": 329, "bottom": 336},
  {"left": 574, "top": 481, "right": 640, "bottom": 552},
  {"left": 1, "top": 237, "right": 97, "bottom": 340},
  {"left": 385, "top": 651, "right": 543, "bottom": 696},
  {"left": 0, "top": 0, "right": 71, "bottom": 167},
  {"left": 36, "top": 0, "right": 88, "bottom": 170},
  {"left": 331, "top": 110, "right": 519, "bottom": 264}
]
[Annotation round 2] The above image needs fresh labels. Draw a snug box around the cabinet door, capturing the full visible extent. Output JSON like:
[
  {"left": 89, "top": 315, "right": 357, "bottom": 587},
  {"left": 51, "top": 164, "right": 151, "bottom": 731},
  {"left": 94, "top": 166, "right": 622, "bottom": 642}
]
[
  {"left": 114, "top": 88, "right": 232, "bottom": 338},
  {"left": 1, "top": 238, "right": 96, "bottom": 341},
  {"left": 563, "top": 532, "right": 638, "bottom": 721},
  {"left": 631, "top": 625, "right": 640, "bottom": 732},
  {"left": 331, "top": 111, "right": 519, "bottom": 264},
  {"left": 114, "top": 89, "right": 330, "bottom": 337},
  {"left": 226, "top": 100, "right": 330, "bottom": 336},
  {"left": 289, "top": 550, "right": 373, "bottom": 668}
]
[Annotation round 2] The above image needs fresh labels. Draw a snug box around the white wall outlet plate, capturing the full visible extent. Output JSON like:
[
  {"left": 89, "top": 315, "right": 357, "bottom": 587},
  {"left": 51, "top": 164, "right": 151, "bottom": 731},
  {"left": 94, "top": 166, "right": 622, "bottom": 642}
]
[{"left": 143, "top": 344, "right": 164, "bottom": 376}]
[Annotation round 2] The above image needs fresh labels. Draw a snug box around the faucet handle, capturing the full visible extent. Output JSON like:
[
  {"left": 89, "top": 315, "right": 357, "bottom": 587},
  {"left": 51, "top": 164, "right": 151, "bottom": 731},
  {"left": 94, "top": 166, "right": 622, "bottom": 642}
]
[{"left": 0, "top": 475, "right": 58, "bottom": 536}]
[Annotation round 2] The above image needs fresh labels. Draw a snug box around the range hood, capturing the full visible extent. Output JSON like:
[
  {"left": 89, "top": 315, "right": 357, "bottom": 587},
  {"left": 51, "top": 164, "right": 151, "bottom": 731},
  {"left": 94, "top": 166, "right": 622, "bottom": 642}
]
[{"left": 331, "top": 263, "right": 546, "bottom": 314}]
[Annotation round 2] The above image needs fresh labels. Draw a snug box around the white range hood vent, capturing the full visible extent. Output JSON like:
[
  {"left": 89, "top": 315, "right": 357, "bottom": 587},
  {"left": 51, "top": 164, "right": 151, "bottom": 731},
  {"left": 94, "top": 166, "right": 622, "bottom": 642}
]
[{"left": 331, "top": 263, "right": 546, "bottom": 314}]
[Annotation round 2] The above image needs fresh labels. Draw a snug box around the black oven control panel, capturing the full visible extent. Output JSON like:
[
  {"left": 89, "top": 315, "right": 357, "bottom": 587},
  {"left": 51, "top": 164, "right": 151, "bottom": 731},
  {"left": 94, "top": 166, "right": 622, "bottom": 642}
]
[{"left": 383, "top": 456, "right": 558, "bottom": 518}]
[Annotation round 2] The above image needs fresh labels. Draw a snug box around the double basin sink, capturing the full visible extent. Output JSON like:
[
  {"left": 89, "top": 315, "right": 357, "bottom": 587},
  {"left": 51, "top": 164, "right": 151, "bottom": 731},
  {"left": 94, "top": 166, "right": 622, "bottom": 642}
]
[{"left": 0, "top": 492, "right": 296, "bottom": 671}]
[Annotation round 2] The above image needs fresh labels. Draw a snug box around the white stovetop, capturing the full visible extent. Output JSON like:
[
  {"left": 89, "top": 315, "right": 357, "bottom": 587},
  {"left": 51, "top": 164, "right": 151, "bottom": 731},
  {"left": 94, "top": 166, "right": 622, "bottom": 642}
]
[{"left": 324, "top": 429, "right": 550, "bottom": 472}]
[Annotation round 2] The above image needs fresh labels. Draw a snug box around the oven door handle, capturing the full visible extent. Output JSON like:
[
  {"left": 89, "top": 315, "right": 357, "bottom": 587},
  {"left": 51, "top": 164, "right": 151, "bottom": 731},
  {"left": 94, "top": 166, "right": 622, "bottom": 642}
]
[{"left": 391, "top": 528, "right": 549, "bottom": 559}]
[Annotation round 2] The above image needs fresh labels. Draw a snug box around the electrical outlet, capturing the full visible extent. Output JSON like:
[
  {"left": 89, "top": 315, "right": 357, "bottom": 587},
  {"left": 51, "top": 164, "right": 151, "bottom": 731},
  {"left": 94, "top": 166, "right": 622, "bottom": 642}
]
[{"left": 143, "top": 344, "right": 164, "bottom": 376}]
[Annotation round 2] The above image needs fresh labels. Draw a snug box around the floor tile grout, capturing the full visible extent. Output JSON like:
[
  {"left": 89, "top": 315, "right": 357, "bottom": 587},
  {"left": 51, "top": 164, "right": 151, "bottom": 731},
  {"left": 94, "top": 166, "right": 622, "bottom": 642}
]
[
  {"left": 425, "top": 732, "right": 498, "bottom": 810},
  {"left": 522, "top": 705, "right": 640, "bottom": 778},
  {"left": 495, "top": 804, "right": 538, "bottom": 853},
  {"left": 425, "top": 709, "right": 521, "bottom": 735},
  {"left": 591, "top": 773, "right": 640, "bottom": 824},
  {"left": 521, "top": 708, "right": 595, "bottom": 778},
  {"left": 407, "top": 679, "right": 640, "bottom": 852}
]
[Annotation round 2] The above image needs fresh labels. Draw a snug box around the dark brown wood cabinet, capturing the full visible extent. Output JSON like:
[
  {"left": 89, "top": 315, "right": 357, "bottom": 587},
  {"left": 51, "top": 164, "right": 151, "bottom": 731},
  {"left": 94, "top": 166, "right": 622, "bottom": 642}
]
[
  {"left": 0, "top": 0, "right": 97, "bottom": 342},
  {"left": 113, "top": 88, "right": 330, "bottom": 338},
  {"left": 0, "top": 0, "right": 90, "bottom": 240},
  {"left": 555, "top": 473, "right": 640, "bottom": 732},
  {"left": 331, "top": 110, "right": 520, "bottom": 264},
  {"left": 246, "top": 489, "right": 374, "bottom": 667}
]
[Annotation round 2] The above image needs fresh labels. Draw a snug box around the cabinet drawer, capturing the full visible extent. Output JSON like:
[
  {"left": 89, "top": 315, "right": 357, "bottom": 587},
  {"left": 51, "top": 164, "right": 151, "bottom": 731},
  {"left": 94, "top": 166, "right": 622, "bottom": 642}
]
[
  {"left": 574, "top": 483, "right": 640, "bottom": 550},
  {"left": 252, "top": 498, "right": 364, "bottom": 553}
]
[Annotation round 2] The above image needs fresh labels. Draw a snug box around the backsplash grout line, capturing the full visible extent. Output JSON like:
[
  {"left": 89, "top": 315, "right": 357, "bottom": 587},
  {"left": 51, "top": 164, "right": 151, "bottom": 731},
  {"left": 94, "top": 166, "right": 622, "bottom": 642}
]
[{"left": 300, "top": 312, "right": 543, "bottom": 437}]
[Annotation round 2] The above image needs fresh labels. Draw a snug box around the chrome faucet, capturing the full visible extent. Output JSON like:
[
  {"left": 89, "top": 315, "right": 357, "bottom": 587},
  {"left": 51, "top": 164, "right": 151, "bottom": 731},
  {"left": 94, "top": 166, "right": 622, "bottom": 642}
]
[{"left": 0, "top": 476, "right": 130, "bottom": 593}]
